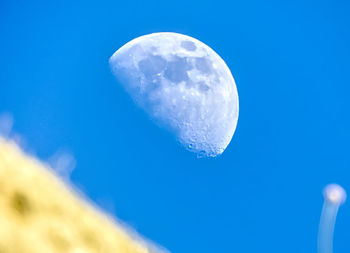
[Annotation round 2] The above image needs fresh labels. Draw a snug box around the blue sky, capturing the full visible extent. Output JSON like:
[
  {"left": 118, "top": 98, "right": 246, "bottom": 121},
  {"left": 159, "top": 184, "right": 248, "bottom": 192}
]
[{"left": 1, "top": 0, "right": 350, "bottom": 252}]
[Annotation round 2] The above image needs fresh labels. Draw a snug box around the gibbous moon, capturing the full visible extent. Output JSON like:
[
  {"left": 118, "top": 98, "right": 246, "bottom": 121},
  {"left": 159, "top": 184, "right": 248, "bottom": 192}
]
[{"left": 109, "top": 32, "right": 239, "bottom": 157}]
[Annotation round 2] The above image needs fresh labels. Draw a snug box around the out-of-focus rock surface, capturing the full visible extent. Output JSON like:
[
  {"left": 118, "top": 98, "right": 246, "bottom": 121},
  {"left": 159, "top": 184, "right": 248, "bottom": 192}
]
[{"left": 0, "top": 137, "right": 165, "bottom": 253}]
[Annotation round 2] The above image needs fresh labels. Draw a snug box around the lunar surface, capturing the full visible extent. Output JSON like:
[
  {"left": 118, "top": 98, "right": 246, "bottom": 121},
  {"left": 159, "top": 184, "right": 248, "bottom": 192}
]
[{"left": 109, "top": 32, "right": 239, "bottom": 157}]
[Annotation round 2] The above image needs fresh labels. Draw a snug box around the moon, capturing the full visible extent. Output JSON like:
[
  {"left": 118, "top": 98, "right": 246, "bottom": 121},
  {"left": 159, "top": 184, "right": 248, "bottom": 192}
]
[{"left": 109, "top": 32, "right": 239, "bottom": 157}]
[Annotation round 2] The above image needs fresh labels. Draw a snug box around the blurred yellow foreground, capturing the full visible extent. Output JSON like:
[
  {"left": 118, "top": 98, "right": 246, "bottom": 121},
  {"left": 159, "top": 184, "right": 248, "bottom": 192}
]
[{"left": 0, "top": 138, "right": 162, "bottom": 253}]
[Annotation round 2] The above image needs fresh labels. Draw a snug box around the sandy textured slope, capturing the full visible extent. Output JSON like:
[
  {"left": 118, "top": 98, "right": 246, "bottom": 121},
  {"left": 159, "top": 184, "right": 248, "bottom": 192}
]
[{"left": 0, "top": 138, "right": 164, "bottom": 253}]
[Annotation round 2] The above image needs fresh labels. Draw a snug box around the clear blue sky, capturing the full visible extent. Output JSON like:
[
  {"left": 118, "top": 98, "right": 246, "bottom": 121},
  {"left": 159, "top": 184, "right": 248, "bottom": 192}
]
[{"left": 1, "top": 0, "right": 349, "bottom": 252}]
